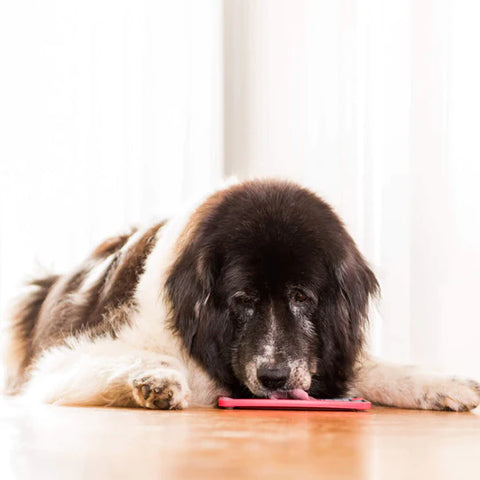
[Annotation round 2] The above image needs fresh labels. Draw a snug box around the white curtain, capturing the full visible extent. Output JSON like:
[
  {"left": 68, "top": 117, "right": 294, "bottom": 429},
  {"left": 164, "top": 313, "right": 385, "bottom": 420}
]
[
  {"left": 0, "top": 0, "right": 223, "bottom": 313},
  {"left": 224, "top": 0, "right": 480, "bottom": 378}
]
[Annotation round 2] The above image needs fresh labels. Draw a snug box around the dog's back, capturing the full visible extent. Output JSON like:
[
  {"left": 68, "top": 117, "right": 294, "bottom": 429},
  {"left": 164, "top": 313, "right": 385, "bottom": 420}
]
[{"left": 2, "top": 225, "right": 163, "bottom": 395}]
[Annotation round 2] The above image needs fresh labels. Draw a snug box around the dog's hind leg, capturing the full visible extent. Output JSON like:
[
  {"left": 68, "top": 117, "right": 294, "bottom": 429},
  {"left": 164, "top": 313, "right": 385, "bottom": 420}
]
[
  {"left": 352, "top": 356, "right": 480, "bottom": 411},
  {"left": 22, "top": 334, "right": 191, "bottom": 409}
]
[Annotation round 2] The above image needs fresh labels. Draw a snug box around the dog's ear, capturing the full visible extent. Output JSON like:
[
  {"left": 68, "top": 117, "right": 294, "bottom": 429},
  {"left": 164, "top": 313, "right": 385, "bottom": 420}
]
[
  {"left": 335, "top": 248, "right": 379, "bottom": 332},
  {"left": 165, "top": 244, "right": 214, "bottom": 351},
  {"left": 316, "top": 244, "right": 379, "bottom": 390},
  {"left": 165, "top": 243, "right": 234, "bottom": 384}
]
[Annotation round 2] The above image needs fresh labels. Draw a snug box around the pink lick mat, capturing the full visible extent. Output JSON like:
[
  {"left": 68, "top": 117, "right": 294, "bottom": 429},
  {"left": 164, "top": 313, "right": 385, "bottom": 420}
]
[{"left": 218, "top": 396, "right": 371, "bottom": 410}]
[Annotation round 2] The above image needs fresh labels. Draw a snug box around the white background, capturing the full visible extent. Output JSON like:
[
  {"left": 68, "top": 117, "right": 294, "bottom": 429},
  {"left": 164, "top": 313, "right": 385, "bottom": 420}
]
[{"left": 1, "top": 0, "right": 479, "bottom": 379}]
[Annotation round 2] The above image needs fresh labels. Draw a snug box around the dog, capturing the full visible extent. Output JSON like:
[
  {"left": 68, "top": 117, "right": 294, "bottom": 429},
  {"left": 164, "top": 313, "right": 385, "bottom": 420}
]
[{"left": 3, "top": 179, "right": 480, "bottom": 410}]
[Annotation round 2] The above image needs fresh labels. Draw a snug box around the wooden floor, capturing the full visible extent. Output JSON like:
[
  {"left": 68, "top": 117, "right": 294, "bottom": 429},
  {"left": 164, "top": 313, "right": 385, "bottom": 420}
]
[{"left": 0, "top": 397, "right": 479, "bottom": 480}]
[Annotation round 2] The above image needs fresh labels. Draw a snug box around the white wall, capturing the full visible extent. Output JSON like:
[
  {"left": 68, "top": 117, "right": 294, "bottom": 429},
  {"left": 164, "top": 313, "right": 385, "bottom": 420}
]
[
  {"left": 224, "top": 0, "right": 480, "bottom": 378},
  {"left": 0, "top": 0, "right": 223, "bottom": 314}
]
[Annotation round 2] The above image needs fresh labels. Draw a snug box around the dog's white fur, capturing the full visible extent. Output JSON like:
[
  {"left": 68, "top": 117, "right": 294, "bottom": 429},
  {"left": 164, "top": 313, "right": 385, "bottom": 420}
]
[{"left": 354, "top": 358, "right": 480, "bottom": 411}]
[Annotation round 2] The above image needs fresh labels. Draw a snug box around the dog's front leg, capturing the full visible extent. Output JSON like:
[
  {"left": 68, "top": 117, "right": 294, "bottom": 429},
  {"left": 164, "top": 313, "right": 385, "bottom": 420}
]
[
  {"left": 353, "top": 356, "right": 480, "bottom": 411},
  {"left": 23, "top": 335, "right": 190, "bottom": 409}
]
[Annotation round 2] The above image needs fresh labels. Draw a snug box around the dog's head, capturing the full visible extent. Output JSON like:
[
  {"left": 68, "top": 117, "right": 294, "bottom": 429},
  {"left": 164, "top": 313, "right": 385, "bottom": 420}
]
[{"left": 166, "top": 180, "right": 379, "bottom": 398}]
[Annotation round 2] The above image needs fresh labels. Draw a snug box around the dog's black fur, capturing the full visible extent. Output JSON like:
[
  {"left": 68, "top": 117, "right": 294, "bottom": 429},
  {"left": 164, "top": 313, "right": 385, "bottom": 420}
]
[{"left": 167, "top": 181, "right": 379, "bottom": 398}]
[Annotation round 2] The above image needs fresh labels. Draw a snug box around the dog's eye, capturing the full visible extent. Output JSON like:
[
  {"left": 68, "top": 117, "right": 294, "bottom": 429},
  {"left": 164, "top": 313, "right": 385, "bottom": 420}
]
[
  {"left": 291, "top": 290, "right": 308, "bottom": 303},
  {"left": 233, "top": 292, "right": 256, "bottom": 309},
  {"left": 239, "top": 297, "right": 255, "bottom": 308}
]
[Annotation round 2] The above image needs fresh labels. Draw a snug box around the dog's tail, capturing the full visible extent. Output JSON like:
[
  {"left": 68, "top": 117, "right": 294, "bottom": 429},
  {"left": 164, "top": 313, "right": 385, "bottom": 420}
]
[{"left": 2, "top": 274, "right": 59, "bottom": 394}]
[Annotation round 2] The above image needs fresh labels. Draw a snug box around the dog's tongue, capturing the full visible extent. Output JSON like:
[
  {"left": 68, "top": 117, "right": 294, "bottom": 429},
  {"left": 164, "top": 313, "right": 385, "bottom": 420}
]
[{"left": 268, "top": 389, "right": 310, "bottom": 400}]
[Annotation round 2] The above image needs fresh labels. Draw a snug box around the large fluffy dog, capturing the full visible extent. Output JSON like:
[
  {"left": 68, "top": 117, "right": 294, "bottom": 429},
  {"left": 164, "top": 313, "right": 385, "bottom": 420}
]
[{"left": 3, "top": 180, "right": 480, "bottom": 410}]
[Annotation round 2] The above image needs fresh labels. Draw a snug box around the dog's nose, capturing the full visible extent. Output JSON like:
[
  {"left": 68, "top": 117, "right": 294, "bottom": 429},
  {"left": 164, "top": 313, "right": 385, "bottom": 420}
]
[{"left": 257, "top": 364, "right": 291, "bottom": 390}]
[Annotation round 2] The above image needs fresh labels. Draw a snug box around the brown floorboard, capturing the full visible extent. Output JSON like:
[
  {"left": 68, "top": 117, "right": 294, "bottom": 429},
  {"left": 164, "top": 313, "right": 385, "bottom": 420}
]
[{"left": 1, "top": 397, "right": 479, "bottom": 479}]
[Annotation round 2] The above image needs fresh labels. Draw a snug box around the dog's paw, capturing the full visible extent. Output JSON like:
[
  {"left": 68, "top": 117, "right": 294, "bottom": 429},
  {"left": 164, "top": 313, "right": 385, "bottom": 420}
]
[
  {"left": 131, "top": 371, "right": 190, "bottom": 410},
  {"left": 419, "top": 377, "right": 480, "bottom": 412}
]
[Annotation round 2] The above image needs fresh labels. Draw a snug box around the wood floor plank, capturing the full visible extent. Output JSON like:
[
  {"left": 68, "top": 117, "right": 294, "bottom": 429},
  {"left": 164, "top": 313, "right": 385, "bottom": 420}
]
[{"left": 1, "top": 397, "right": 479, "bottom": 479}]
